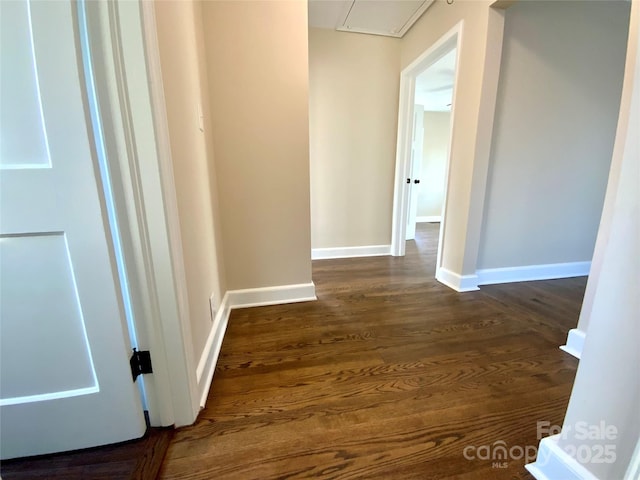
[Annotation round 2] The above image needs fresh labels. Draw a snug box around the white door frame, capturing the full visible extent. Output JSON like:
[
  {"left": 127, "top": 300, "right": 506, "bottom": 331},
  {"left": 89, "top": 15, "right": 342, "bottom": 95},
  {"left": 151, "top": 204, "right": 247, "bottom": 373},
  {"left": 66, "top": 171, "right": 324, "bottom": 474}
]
[
  {"left": 391, "top": 22, "right": 462, "bottom": 276},
  {"left": 82, "top": 0, "right": 199, "bottom": 427}
]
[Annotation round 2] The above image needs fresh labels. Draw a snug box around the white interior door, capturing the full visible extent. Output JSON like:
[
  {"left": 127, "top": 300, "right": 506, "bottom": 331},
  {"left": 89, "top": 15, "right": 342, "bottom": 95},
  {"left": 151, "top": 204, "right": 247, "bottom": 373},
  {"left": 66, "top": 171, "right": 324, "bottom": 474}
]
[
  {"left": 406, "top": 104, "right": 424, "bottom": 240},
  {"left": 0, "top": 0, "right": 146, "bottom": 459}
]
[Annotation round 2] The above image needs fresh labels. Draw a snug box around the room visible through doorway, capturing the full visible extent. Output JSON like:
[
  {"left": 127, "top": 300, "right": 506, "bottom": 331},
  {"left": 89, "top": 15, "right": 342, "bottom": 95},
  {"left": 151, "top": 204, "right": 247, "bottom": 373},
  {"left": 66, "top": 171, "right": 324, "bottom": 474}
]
[{"left": 392, "top": 24, "right": 461, "bottom": 282}]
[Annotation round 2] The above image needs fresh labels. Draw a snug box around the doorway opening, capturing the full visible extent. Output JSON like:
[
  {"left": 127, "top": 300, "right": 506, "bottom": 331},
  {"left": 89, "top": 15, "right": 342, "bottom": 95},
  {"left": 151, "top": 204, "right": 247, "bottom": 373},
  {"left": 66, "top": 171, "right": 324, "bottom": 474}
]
[{"left": 391, "top": 23, "right": 461, "bottom": 280}]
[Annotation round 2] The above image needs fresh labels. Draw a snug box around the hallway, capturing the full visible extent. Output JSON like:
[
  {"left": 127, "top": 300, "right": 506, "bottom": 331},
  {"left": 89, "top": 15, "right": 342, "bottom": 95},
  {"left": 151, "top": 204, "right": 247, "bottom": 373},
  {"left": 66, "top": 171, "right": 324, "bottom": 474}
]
[{"left": 159, "top": 223, "right": 585, "bottom": 479}]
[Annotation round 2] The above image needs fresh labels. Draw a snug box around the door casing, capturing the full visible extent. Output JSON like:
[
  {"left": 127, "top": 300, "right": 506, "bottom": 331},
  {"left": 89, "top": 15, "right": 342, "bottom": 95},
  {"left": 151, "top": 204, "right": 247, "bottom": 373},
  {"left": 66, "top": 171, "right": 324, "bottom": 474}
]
[
  {"left": 82, "top": 0, "right": 200, "bottom": 428},
  {"left": 391, "top": 22, "right": 462, "bottom": 281}
]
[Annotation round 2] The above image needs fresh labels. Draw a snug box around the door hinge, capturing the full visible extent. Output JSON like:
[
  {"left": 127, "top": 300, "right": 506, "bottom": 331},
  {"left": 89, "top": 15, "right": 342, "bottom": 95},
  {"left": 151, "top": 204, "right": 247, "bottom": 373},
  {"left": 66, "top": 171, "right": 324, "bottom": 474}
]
[{"left": 130, "top": 348, "right": 153, "bottom": 382}]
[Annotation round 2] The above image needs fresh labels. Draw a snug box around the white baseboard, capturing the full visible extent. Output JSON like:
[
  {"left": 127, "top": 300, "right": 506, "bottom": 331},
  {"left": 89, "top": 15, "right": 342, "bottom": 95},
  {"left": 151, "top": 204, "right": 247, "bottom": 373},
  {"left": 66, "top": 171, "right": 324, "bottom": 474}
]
[
  {"left": 526, "top": 434, "right": 598, "bottom": 480},
  {"left": 416, "top": 215, "right": 441, "bottom": 223},
  {"left": 560, "top": 328, "right": 586, "bottom": 359},
  {"left": 197, "top": 282, "right": 317, "bottom": 408},
  {"left": 312, "top": 245, "right": 391, "bottom": 260},
  {"left": 226, "top": 282, "right": 317, "bottom": 309},
  {"left": 476, "top": 261, "right": 591, "bottom": 286},
  {"left": 196, "top": 292, "right": 231, "bottom": 408},
  {"left": 436, "top": 267, "right": 479, "bottom": 292}
]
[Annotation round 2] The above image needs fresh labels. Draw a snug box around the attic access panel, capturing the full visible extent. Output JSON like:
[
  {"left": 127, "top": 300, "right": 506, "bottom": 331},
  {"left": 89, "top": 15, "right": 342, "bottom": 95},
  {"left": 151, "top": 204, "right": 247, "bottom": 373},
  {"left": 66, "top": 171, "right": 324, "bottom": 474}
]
[{"left": 337, "top": 0, "right": 434, "bottom": 38}]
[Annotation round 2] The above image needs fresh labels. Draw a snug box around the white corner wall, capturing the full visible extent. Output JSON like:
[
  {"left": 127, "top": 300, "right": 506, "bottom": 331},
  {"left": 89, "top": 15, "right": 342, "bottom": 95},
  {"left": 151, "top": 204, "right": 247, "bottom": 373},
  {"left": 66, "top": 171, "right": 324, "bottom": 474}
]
[
  {"left": 478, "top": 1, "right": 630, "bottom": 274},
  {"left": 528, "top": 4, "right": 639, "bottom": 477}
]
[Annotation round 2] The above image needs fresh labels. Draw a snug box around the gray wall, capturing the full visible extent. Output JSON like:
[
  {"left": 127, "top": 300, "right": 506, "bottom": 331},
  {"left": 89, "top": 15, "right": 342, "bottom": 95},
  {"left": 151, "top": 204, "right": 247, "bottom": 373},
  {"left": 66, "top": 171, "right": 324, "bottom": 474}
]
[{"left": 478, "top": 1, "right": 630, "bottom": 269}]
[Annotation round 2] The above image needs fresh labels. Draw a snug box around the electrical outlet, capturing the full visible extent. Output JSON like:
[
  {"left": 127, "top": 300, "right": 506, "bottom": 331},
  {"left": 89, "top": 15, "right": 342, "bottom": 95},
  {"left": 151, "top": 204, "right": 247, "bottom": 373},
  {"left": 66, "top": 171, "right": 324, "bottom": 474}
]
[{"left": 209, "top": 294, "right": 216, "bottom": 322}]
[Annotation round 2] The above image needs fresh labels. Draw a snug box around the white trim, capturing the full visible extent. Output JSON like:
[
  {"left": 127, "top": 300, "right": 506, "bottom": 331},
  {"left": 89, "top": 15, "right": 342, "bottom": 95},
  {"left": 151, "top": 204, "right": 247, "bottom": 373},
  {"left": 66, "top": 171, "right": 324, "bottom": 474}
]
[
  {"left": 436, "top": 267, "right": 479, "bottom": 292},
  {"left": 391, "top": 21, "right": 462, "bottom": 267},
  {"left": 196, "top": 292, "right": 231, "bottom": 408},
  {"left": 82, "top": 0, "right": 187, "bottom": 427},
  {"left": 77, "top": 0, "right": 133, "bottom": 402},
  {"left": 416, "top": 215, "right": 441, "bottom": 223},
  {"left": 526, "top": 434, "right": 598, "bottom": 480},
  {"left": 139, "top": 0, "right": 201, "bottom": 427},
  {"left": 85, "top": 0, "right": 199, "bottom": 428},
  {"left": 560, "top": 328, "right": 586, "bottom": 360},
  {"left": 195, "top": 283, "right": 317, "bottom": 407},
  {"left": 226, "top": 283, "right": 317, "bottom": 310},
  {"left": 312, "top": 245, "right": 391, "bottom": 260},
  {"left": 0, "top": 386, "right": 100, "bottom": 407},
  {"left": 476, "top": 261, "right": 591, "bottom": 286}
]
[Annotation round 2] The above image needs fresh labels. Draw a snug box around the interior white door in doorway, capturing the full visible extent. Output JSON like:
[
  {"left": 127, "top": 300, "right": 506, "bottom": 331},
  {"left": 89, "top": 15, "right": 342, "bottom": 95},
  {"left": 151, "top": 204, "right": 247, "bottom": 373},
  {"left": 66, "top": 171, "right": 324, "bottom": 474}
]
[
  {"left": 391, "top": 22, "right": 461, "bottom": 263},
  {"left": 406, "top": 104, "right": 424, "bottom": 240},
  {"left": 0, "top": 0, "right": 146, "bottom": 459}
]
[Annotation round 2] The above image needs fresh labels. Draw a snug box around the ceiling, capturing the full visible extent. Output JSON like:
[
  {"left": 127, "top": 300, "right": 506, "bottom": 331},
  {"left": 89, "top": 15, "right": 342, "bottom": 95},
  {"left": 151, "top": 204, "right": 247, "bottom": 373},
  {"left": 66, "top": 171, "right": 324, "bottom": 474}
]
[
  {"left": 308, "top": 0, "right": 434, "bottom": 38},
  {"left": 415, "top": 49, "right": 457, "bottom": 112}
]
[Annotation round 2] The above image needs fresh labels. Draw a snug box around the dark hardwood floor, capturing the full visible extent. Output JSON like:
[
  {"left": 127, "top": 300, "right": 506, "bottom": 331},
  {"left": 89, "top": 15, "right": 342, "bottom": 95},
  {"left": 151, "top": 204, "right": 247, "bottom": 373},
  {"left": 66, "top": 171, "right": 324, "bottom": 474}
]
[
  {"left": 159, "top": 223, "right": 585, "bottom": 479},
  {"left": 0, "top": 427, "right": 173, "bottom": 480},
  {"left": 1, "top": 223, "right": 585, "bottom": 479}
]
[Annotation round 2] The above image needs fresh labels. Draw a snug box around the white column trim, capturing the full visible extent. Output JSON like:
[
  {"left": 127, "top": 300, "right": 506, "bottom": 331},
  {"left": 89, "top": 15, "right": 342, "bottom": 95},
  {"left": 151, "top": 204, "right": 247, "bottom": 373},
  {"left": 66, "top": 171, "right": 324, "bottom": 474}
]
[
  {"left": 560, "top": 328, "right": 586, "bottom": 360},
  {"left": 436, "top": 267, "right": 479, "bottom": 292},
  {"left": 526, "top": 435, "right": 598, "bottom": 480}
]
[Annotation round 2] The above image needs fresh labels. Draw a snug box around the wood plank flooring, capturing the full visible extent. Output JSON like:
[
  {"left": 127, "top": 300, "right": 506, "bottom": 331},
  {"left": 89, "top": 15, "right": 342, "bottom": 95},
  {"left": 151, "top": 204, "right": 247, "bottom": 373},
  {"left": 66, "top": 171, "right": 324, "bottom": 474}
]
[
  {"left": 159, "top": 223, "right": 585, "bottom": 479},
  {"left": 1, "top": 427, "right": 173, "bottom": 480}
]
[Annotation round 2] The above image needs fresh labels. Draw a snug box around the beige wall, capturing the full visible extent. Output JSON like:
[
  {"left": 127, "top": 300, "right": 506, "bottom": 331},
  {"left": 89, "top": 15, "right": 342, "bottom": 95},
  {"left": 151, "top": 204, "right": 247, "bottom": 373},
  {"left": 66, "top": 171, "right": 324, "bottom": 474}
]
[
  {"left": 154, "top": 0, "right": 226, "bottom": 363},
  {"left": 309, "top": 2, "right": 505, "bottom": 275},
  {"left": 309, "top": 0, "right": 629, "bottom": 285},
  {"left": 418, "top": 111, "right": 450, "bottom": 218},
  {"left": 401, "top": 1, "right": 506, "bottom": 275},
  {"left": 202, "top": 0, "right": 312, "bottom": 290},
  {"left": 308, "top": 28, "right": 400, "bottom": 248},
  {"left": 477, "top": 0, "right": 630, "bottom": 269}
]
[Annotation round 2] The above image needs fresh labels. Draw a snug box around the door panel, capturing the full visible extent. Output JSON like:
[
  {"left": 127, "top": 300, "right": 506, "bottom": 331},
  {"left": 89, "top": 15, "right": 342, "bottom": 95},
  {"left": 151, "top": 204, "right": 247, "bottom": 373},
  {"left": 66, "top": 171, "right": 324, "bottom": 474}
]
[
  {"left": 0, "top": 233, "right": 97, "bottom": 400},
  {"left": 406, "top": 104, "right": 424, "bottom": 240},
  {"left": 0, "top": 0, "right": 146, "bottom": 459},
  {"left": 0, "top": 0, "right": 50, "bottom": 169}
]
